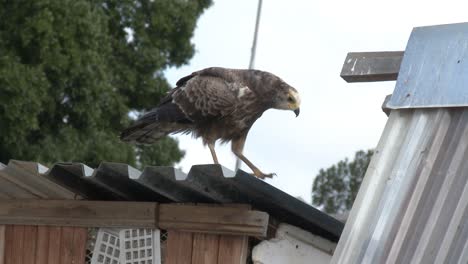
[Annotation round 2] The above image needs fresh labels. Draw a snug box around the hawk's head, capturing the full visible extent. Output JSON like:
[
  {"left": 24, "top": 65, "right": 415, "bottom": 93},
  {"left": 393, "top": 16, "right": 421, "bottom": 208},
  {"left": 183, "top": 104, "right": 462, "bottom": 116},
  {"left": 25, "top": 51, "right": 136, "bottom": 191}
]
[
  {"left": 273, "top": 82, "right": 301, "bottom": 117},
  {"left": 246, "top": 69, "right": 301, "bottom": 116}
]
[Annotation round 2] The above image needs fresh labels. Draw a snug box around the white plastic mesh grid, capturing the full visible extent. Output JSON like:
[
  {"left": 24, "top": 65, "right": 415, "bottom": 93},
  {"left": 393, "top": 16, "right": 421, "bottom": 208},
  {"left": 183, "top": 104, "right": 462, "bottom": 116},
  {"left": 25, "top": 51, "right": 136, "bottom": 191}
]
[
  {"left": 91, "top": 228, "right": 121, "bottom": 264},
  {"left": 89, "top": 228, "right": 161, "bottom": 264},
  {"left": 119, "top": 228, "right": 161, "bottom": 264}
]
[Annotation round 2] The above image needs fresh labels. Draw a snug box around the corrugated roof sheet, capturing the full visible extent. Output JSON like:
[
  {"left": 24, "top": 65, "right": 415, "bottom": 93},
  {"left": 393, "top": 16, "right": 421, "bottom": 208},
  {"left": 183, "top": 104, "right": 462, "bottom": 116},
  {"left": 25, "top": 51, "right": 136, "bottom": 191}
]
[
  {"left": 331, "top": 108, "right": 468, "bottom": 263},
  {"left": 0, "top": 160, "right": 343, "bottom": 242},
  {"left": 0, "top": 160, "right": 76, "bottom": 199}
]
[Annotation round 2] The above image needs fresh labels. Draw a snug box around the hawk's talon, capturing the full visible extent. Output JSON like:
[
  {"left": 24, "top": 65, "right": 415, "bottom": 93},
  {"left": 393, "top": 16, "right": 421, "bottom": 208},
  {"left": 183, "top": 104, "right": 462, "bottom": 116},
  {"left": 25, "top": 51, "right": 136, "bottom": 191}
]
[{"left": 251, "top": 171, "right": 276, "bottom": 179}]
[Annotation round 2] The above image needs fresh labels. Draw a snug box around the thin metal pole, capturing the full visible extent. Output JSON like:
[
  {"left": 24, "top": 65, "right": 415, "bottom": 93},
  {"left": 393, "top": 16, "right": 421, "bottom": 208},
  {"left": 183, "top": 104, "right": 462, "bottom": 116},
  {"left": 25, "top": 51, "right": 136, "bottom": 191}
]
[
  {"left": 237, "top": 0, "right": 263, "bottom": 171},
  {"left": 249, "top": 0, "right": 263, "bottom": 69}
]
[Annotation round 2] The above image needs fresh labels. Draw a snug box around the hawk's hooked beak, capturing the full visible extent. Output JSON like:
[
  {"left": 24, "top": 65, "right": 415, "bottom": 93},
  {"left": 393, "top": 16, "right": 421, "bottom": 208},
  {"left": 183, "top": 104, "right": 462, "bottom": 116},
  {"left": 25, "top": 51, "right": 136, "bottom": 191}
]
[
  {"left": 287, "top": 88, "right": 301, "bottom": 117},
  {"left": 294, "top": 108, "right": 300, "bottom": 117}
]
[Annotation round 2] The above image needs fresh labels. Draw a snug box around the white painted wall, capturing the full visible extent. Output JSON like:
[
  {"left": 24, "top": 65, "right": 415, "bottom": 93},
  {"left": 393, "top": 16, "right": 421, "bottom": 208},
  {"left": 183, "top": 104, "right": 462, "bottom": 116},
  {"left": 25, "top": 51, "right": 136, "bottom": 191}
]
[{"left": 252, "top": 224, "right": 336, "bottom": 264}]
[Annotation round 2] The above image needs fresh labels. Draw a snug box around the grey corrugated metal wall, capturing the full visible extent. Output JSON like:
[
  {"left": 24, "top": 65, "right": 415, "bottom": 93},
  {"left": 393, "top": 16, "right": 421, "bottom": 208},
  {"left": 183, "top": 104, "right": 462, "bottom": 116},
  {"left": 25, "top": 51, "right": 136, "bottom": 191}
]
[{"left": 331, "top": 108, "right": 468, "bottom": 263}]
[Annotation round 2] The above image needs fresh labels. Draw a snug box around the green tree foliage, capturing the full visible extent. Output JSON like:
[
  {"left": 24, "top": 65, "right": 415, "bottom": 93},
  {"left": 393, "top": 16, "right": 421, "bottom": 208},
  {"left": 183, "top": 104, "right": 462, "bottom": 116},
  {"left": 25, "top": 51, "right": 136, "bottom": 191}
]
[
  {"left": 0, "top": 0, "right": 212, "bottom": 167},
  {"left": 312, "top": 149, "right": 374, "bottom": 214}
]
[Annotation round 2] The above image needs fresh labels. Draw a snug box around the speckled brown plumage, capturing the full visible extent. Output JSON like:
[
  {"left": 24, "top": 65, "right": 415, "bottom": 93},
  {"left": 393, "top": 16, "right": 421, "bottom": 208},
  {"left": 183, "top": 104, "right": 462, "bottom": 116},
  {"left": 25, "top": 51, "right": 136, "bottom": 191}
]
[{"left": 121, "top": 67, "right": 301, "bottom": 179}]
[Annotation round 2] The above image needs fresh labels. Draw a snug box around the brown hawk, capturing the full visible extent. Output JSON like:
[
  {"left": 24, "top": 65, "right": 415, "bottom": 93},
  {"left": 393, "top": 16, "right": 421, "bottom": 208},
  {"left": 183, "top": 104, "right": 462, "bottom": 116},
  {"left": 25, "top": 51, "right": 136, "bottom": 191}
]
[{"left": 121, "top": 67, "right": 301, "bottom": 179}]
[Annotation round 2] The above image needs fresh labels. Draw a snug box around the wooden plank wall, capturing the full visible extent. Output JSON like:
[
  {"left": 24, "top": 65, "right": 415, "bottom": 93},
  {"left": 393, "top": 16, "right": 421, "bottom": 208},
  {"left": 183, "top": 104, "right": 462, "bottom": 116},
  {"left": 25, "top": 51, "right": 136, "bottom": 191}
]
[
  {"left": 165, "top": 230, "right": 248, "bottom": 264},
  {"left": 2, "top": 225, "right": 87, "bottom": 264},
  {"left": 0, "top": 225, "right": 4, "bottom": 264}
]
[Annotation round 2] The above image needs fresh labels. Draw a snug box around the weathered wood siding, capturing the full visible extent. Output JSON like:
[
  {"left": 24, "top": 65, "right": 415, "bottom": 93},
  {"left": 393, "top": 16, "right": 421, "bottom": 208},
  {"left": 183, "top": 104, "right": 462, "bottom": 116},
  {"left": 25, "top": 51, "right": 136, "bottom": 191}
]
[
  {"left": 165, "top": 230, "right": 248, "bottom": 264},
  {"left": 2, "top": 225, "right": 87, "bottom": 264},
  {"left": 0, "top": 226, "right": 4, "bottom": 264}
]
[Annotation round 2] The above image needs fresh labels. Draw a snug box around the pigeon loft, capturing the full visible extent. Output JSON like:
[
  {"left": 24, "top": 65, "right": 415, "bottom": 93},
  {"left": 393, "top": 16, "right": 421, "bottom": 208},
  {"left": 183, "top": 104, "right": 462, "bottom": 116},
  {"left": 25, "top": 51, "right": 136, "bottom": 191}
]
[{"left": 0, "top": 161, "right": 342, "bottom": 264}]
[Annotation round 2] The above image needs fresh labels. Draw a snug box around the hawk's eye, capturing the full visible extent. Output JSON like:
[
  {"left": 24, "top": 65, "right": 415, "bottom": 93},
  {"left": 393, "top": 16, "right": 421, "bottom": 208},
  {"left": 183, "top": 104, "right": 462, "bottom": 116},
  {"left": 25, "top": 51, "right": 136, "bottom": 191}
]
[{"left": 287, "top": 96, "right": 294, "bottom": 103}]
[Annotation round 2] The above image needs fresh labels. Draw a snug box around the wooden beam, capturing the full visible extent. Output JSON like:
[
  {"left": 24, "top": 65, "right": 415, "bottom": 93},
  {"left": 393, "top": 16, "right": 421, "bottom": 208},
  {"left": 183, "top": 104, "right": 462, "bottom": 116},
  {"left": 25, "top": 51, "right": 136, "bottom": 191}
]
[
  {"left": 0, "top": 200, "right": 157, "bottom": 228},
  {"left": 159, "top": 204, "right": 269, "bottom": 237},
  {"left": 0, "top": 200, "right": 268, "bottom": 237},
  {"left": 341, "top": 51, "right": 404, "bottom": 82}
]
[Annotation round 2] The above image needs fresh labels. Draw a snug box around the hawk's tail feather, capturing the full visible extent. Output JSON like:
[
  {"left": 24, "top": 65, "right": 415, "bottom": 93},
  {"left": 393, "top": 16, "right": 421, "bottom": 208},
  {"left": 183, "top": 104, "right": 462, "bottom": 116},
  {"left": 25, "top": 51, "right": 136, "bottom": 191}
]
[
  {"left": 120, "top": 122, "right": 166, "bottom": 144},
  {"left": 120, "top": 103, "right": 192, "bottom": 144}
]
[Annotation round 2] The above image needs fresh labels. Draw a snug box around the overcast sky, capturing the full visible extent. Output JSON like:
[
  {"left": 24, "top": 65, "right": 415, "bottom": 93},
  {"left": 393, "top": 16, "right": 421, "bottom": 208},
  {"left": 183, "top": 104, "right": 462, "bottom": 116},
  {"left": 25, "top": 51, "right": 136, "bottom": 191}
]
[{"left": 164, "top": 0, "right": 468, "bottom": 203}]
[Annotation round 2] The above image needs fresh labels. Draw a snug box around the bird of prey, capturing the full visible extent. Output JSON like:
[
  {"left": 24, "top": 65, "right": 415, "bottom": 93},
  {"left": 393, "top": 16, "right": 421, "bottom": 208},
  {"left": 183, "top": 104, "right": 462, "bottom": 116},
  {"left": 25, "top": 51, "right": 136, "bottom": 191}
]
[{"left": 120, "top": 67, "right": 301, "bottom": 179}]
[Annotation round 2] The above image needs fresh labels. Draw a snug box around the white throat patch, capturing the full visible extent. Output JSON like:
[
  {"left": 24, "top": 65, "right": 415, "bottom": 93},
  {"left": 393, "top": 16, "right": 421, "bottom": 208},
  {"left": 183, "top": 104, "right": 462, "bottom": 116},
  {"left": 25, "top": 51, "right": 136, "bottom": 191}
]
[
  {"left": 238, "top": 86, "right": 251, "bottom": 98},
  {"left": 291, "top": 90, "right": 301, "bottom": 106}
]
